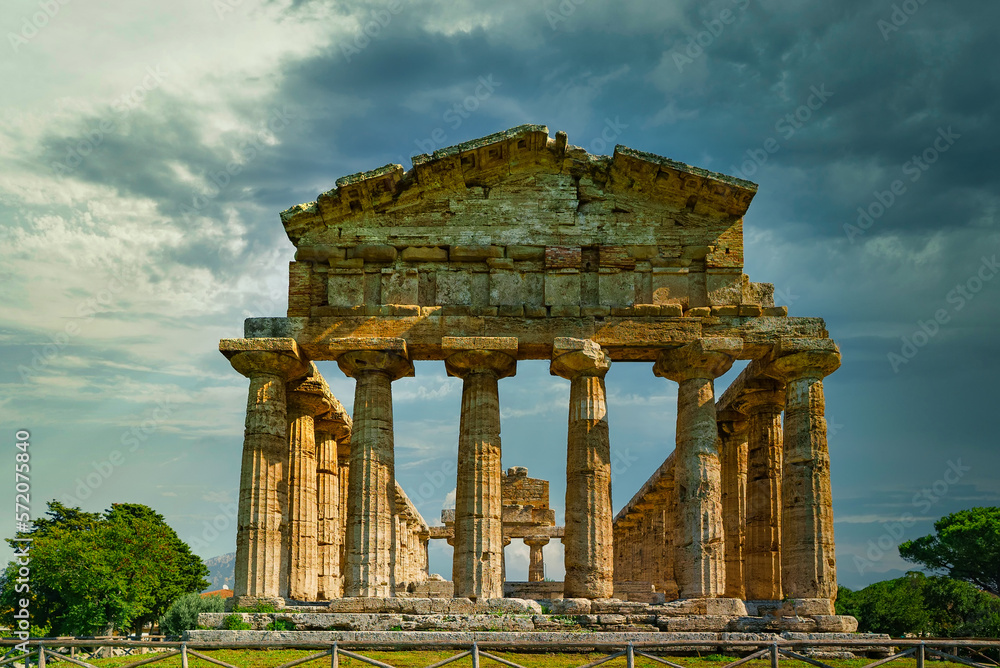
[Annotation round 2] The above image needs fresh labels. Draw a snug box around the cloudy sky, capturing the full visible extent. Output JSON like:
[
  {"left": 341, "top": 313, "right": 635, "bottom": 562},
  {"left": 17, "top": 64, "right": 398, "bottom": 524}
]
[{"left": 2, "top": 0, "right": 998, "bottom": 591}]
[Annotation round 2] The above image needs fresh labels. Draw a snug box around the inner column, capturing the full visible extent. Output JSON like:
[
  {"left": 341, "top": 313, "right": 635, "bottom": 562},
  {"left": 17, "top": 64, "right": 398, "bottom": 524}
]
[
  {"left": 444, "top": 336, "right": 517, "bottom": 601},
  {"left": 336, "top": 339, "right": 414, "bottom": 597},
  {"left": 743, "top": 387, "right": 785, "bottom": 601},
  {"left": 653, "top": 338, "right": 741, "bottom": 599}
]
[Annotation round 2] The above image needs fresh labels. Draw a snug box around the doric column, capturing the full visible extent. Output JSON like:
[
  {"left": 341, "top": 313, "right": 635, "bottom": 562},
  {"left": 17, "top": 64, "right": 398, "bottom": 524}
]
[
  {"left": 420, "top": 531, "right": 430, "bottom": 579},
  {"left": 660, "top": 462, "right": 679, "bottom": 600},
  {"left": 337, "top": 449, "right": 350, "bottom": 590},
  {"left": 393, "top": 517, "right": 406, "bottom": 588},
  {"left": 444, "top": 337, "right": 517, "bottom": 601},
  {"left": 285, "top": 371, "right": 332, "bottom": 601},
  {"left": 770, "top": 340, "right": 841, "bottom": 601},
  {"left": 221, "top": 339, "right": 308, "bottom": 601},
  {"left": 653, "top": 338, "right": 742, "bottom": 598},
  {"left": 550, "top": 338, "right": 614, "bottom": 599},
  {"left": 315, "top": 416, "right": 348, "bottom": 600},
  {"left": 718, "top": 411, "right": 749, "bottom": 600},
  {"left": 335, "top": 339, "right": 414, "bottom": 597},
  {"left": 524, "top": 536, "right": 549, "bottom": 582},
  {"left": 741, "top": 388, "right": 784, "bottom": 600}
]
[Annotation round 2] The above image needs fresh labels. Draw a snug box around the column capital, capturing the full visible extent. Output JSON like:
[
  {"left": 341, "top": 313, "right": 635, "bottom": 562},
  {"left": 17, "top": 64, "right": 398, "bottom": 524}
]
[
  {"left": 524, "top": 536, "right": 550, "bottom": 548},
  {"left": 717, "top": 408, "right": 749, "bottom": 437},
  {"left": 337, "top": 349, "right": 414, "bottom": 381},
  {"left": 653, "top": 337, "right": 742, "bottom": 381},
  {"left": 221, "top": 338, "right": 309, "bottom": 380},
  {"left": 315, "top": 416, "right": 351, "bottom": 444},
  {"left": 768, "top": 339, "right": 841, "bottom": 381},
  {"left": 737, "top": 387, "right": 786, "bottom": 415},
  {"left": 550, "top": 338, "right": 611, "bottom": 380},
  {"left": 443, "top": 337, "right": 517, "bottom": 379}
]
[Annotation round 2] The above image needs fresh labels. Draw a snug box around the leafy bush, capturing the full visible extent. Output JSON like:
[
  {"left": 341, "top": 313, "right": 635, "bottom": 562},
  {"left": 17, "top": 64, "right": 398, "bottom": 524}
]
[
  {"left": 159, "top": 593, "right": 226, "bottom": 636},
  {"left": 222, "top": 614, "right": 252, "bottom": 630},
  {"left": 265, "top": 619, "right": 296, "bottom": 631}
]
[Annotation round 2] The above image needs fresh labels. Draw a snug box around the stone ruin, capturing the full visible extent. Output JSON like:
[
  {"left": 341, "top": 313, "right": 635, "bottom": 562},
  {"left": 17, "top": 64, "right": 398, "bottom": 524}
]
[{"left": 213, "top": 124, "right": 868, "bottom": 638}]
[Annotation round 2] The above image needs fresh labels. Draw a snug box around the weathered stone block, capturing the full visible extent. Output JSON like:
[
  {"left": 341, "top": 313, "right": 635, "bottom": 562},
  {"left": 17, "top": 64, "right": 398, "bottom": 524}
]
[
  {"left": 657, "top": 615, "right": 735, "bottom": 632},
  {"left": 451, "top": 245, "right": 503, "bottom": 261},
  {"left": 581, "top": 305, "right": 611, "bottom": 316},
  {"left": 381, "top": 269, "right": 418, "bottom": 305},
  {"left": 763, "top": 306, "right": 788, "bottom": 316},
  {"left": 352, "top": 244, "right": 397, "bottom": 262},
  {"left": 550, "top": 305, "right": 581, "bottom": 317},
  {"left": 686, "top": 306, "right": 711, "bottom": 317},
  {"left": 599, "top": 272, "right": 635, "bottom": 306},
  {"left": 328, "top": 272, "right": 365, "bottom": 307},
  {"left": 507, "top": 245, "right": 545, "bottom": 261},
  {"left": 525, "top": 305, "right": 547, "bottom": 318},
  {"left": 544, "top": 272, "right": 580, "bottom": 306},
  {"left": 707, "top": 270, "right": 743, "bottom": 305},
  {"left": 651, "top": 270, "right": 690, "bottom": 306},
  {"left": 550, "top": 597, "right": 592, "bottom": 614},
  {"left": 437, "top": 272, "right": 471, "bottom": 304},
  {"left": 660, "top": 304, "right": 683, "bottom": 316},
  {"left": 813, "top": 615, "right": 859, "bottom": 633},
  {"left": 401, "top": 246, "right": 448, "bottom": 262},
  {"left": 490, "top": 270, "right": 542, "bottom": 306}
]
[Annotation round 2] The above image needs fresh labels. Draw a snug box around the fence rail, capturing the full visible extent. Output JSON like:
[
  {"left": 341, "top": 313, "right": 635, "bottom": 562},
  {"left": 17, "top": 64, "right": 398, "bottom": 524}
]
[{"left": 0, "top": 638, "right": 998, "bottom": 668}]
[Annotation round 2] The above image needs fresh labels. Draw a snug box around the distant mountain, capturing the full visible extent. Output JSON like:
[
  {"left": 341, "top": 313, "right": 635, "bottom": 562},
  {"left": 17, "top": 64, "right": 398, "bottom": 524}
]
[{"left": 203, "top": 552, "right": 236, "bottom": 591}]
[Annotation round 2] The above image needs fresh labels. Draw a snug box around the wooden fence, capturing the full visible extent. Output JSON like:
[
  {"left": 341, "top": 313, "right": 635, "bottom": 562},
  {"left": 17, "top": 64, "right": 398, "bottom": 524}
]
[{"left": 1, "top": 637, "right": 998, "bottom": 668}]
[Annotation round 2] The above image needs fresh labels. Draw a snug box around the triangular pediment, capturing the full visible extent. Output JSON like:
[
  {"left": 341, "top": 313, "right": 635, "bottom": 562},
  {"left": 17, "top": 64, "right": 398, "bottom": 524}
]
[{"left": 280, "top": 124, "right": 757, "bottom": 250}]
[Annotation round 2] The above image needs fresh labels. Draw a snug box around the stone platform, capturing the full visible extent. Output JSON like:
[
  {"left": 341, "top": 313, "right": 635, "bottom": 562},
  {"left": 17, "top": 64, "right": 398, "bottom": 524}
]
[{"left": 199, "top": 597, "right": 860, "bottom": 636}]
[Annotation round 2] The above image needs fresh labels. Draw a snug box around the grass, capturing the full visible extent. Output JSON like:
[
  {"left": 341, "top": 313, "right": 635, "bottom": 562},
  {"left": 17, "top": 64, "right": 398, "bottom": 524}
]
[{"left": 76, "top": 649, "right": 933, "bottom": 668}]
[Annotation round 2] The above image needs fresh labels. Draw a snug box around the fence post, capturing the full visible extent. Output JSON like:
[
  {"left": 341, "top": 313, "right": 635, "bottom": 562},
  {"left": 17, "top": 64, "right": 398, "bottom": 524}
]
[
  {"left": 472, "top": 642, "right": 480, "bottom": 668},
  {"left": 181, "top": 643, "right": 188, "bottom": 668},
  {"left": 626, "top": 643, "right": 635, "bottom": 668},
  {"left": 38, "top": 645, "right": 45, "bottom": 668},
  {"left": 331, "top": 642, "right": 338, "bottom": 668},
  {"left": 917, "top": 642, "right": 925, "bottom": 668},
  {"left": 770, "top": 643, "right": 779, "bottom": 668}
]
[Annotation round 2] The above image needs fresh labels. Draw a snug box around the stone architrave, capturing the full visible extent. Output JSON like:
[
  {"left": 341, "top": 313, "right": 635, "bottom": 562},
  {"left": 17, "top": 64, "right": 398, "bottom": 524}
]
[
  {"left": 742, "top": 387, "right": 785, "bottom": 601},
  {"left": 285, "top": 371, "right": 332, "bottom": 601},
  {"left": 769, "top": 339, "right": 842, "bottom": 601},
  {"left": 550, "top": 337, "right": 614, "bottom": 599},
  {"left": 718, "top": 412, "right": 748, "bottom": 601},
  {"left": 221, "top": 338, "right": 309, "bottom": 600},
  {"left": 444, "top": 336, "right": 517, "bottom": 601},
  {"left": 334, "top": 338, "right": 414, "bottom": 597},
  {"left": 653, "top": 337, "right": 742, "bottom": 598},
  {"left": 524, "top": 536, "right": 550, "bottom": 582}
]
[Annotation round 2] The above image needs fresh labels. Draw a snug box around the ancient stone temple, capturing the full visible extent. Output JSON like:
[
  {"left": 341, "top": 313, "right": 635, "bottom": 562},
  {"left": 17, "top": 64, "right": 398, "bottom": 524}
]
[{"left": 220, "top": 124, "right": 844, "bottom": 621}]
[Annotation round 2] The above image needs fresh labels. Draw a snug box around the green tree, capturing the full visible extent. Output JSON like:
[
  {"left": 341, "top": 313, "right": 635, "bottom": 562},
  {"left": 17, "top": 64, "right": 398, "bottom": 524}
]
[
  {"left": 838, "top": 571, "right": 1000, "bottom": 637},
  {"left": 0, "top": 501, "right": 209, "bottom": 637},
  {"left": 899, "top": 507, "right": 1000, "bottom": 595}
]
